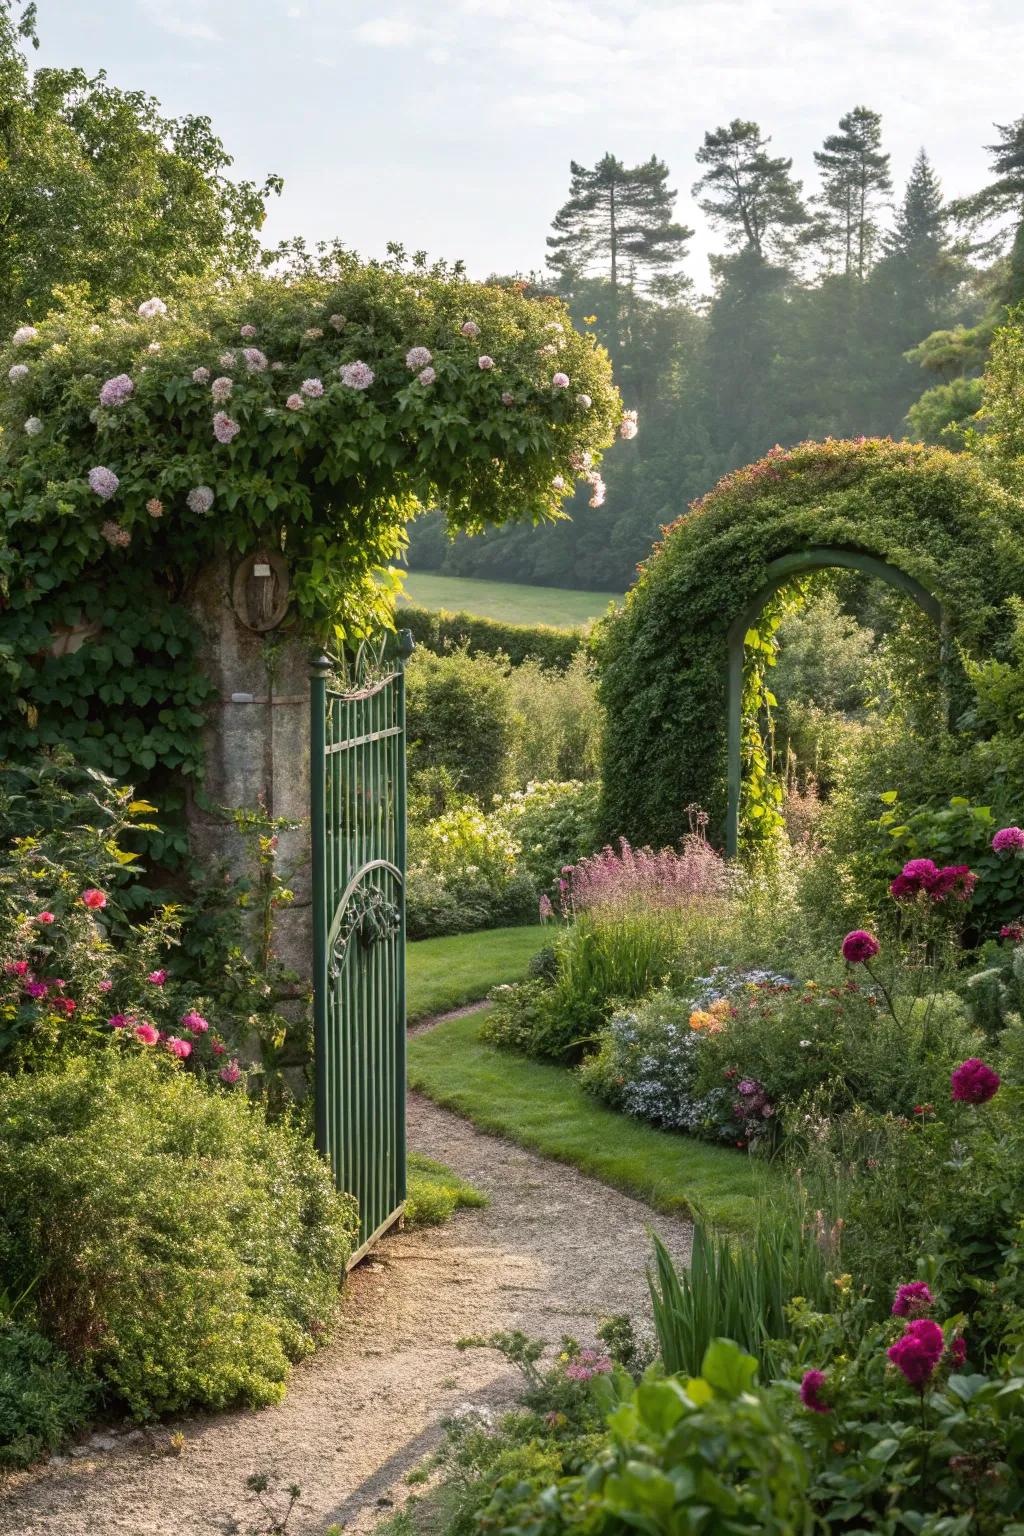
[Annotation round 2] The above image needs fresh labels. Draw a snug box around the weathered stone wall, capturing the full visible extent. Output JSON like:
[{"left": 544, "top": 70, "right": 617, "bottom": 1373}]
[{"left": 187, "top": 557, "right": 314, "bottom": 1082}]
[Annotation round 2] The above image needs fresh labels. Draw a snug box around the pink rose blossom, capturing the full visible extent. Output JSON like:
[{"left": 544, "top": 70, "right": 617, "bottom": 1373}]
[
  {"left": 552, "top": 372, "right": 570, "bottom": 389},
  {"left": 892, "top": 1282, "right": 933, "bottom": 1318},
  {"left": 339, "top": 360, "right": 374, "bottom": 390},
  {"left": 181, "top": 1010, "right": 209, "bottom": 1033},
  {"left": 135, "top": 1022, "right": 159, "bottom": 1046},
  {"left": 108, "top": 1013, "right": 130, "bottom": 1030},
  {"left": 950, "top": 1058, "right": 1000, "bottom": 1104},
  {"left": 213, "top": 411, "right": 240, "bottom": 444},
  {"left": 799, "top": 1369, "right": 830, "bottom": 1413},
  {"left": 147, "top": 969, "right": 168, "bottom": 986},
  {"left": 101, "top": 521, "right": 131, "bottom": 548},
  {"left": 81, "top": 888, "right": 107, "bottom": 910},
  {"left": 88, "top": 466, "right": 119, "bottom": 499},
  {"left": 841, "top": 929, "right": 879, "bottom": 964},
  {"left": 888, "top": 1318, "right": 944, "bottom": 1388},
  {"left": 166, "top": 1036, "right": 192, "bottom": 1059},
  {"left": 99, "top": 374, "right": 134, "bottom": 407},
  {"left": 187, "top": 485, "right": 214, "bottom": 515}
]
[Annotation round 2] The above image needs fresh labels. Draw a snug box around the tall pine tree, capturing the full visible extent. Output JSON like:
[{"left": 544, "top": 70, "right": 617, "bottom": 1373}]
[
  {"left": 692, "top": 120, "right": 808, "bottom": 262},
  {"left": 546, "top": 153, "right": 692, "bottom": 359},
  {"left": 813, "top": 107, "right": 892, "bottom": 279}
]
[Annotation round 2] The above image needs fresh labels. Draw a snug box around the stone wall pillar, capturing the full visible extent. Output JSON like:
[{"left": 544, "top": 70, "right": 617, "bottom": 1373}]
[{"left": 186, "top": 556, "right": 314, "bottom": 994}]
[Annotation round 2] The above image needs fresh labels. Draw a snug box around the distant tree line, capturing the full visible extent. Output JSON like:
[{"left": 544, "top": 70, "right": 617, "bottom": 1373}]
[{"left": 409, "top": 110, "right": 1024, "bottom": 591}]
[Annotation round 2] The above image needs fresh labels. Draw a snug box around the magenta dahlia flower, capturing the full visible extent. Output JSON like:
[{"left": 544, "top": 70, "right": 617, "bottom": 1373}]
[
  {"left": 891, "top": 1281, "right": 933, "bottom": 1318},
  {"left": 950, "top": 1058, "right": 1000, "bottom": 1104},
  {"left": 799, "top": 1369, "right": 830, "bottom": 1413},
  {"left": 841, "top": 929, "right": 880, "bottom": 964},
  {"left": 890, "top": 858, "right": 940, "bottom": 900},
  {"left": 929, "top": 865, "right": 977, "bottom": 902},
  {"left": 887, "top": 1318, "right": 944, "bottom": 1388},
  {"left": 993, "top": 826, "right": 1024, "bottom": 853}
]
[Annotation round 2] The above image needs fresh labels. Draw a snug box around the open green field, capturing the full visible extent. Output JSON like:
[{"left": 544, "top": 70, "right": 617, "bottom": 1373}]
[
  {"left": 408, "top": 1010, "right": 777, "bottom": 1231},
  {"left": 407, "top": 925, "right": 547, "bottom": 1022},
  {"left": 399, "top": 572, "right": 621, "bottom": 628}
]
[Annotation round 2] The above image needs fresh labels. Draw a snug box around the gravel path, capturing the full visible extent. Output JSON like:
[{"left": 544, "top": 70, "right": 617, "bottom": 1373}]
[{"left": 0, "top": 1089, "right": 692, "bottom": 1536}]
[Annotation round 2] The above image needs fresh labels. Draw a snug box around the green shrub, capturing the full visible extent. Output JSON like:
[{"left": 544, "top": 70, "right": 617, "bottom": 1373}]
[
  {"left": 406, "top": 647, "right": 515, "bottom": 804},
  {"left": 405, "top": 1154, "right": 488, "bottom": 1227},
  {"left": 0, "top": 1324, "right": 96, "bottom": 1470},
  {"left": 482, "top": 909, "right": 688, "bottom": 1062},
  {"left": 505, "top": 655, "right": 602, "bottom": 785},
  {"left": 492, "top": 779, "right": 602, "bottom": 891},
  {"left": 401, "top": 603, "right": 584, "bottom": 669},
  {"left": 407, "top": 801, "right": 536, "bottom": 939},
  {"left": 0, "top": 1054, "right": 357, "bottom": 1419}
]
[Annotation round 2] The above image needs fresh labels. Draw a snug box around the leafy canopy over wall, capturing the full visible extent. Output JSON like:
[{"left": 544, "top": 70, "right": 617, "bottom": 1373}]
[
  {"left": 598, "top": 437, "right": 1024, "bottom": 848},
  {"left": 0, "top": 251, "right": 619, "bottom": 828}
]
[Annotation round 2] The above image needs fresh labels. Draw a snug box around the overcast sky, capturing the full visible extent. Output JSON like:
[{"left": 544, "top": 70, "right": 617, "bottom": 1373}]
[{"left": 35, "top": 0, "right": 1024, "bottom": 290}]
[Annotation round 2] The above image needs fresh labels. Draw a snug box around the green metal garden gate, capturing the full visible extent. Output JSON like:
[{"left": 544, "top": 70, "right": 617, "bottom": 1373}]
[{"left": 310, "top": 633, "right": 413, "bottom": 1266}]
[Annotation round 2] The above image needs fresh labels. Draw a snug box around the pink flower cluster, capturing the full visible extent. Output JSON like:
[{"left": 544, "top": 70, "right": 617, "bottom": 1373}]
[
  {"left": 889, "top": 858, "right": 976, "bottom": 902},
  {"left": 213, "top": 411, "right": 240, "bottom": 444},
  {"left": 888, "top": 1318, "right": 944, "bottom": 1388},
  {"left": 799, "top": 1369, "right": 830, "bottom": 1413},
  {"left": 564, "top": 827, "right": 730, "bottom": 916},
  {"left": 891, "top": 1281, "right": 933, "bottom": 1318},
  {"left": 993, "top": 826, "right": 1024, "bottom": 853},
  {"left": 563, "top": 1349, "right": 612, "bottom": 1382},
  {"left": 339, "top": 361, "right": 374, "bottom": 390},
  {"left": 88, "top": 466, "right": 120, "bottom": 500}
]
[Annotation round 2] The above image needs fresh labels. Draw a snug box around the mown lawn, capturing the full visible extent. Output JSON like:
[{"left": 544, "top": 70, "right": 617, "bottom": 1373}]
[
  {"left": 406, "top": 925, "right": 547, "bottom": 1022},
  {"left": 399, "top": 572, "right": 621, "bottom": 628},
  {"left": 408, "top": 1011, "right": 779, "bottom": 1232}
]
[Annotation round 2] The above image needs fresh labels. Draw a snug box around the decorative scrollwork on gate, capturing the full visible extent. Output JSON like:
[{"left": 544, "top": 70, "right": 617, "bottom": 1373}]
[{"left": 329, "top": 884, "right": 402, "bottom": 977}]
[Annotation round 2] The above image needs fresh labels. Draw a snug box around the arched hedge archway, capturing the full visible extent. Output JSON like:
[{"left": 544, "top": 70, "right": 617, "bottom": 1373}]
[{"left": 598, "top": 438, "right": 1024, "bottom": 851}]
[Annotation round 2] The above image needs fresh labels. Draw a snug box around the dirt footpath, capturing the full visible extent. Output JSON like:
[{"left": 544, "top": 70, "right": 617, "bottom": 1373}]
[{"left": 0, "top": 1092, "right": 692, "bottom": 1536}]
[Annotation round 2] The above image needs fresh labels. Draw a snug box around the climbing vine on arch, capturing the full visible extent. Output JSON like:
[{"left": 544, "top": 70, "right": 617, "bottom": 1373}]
[{"left": 596, "top": 437, "right": 1024, "bottom": 851}]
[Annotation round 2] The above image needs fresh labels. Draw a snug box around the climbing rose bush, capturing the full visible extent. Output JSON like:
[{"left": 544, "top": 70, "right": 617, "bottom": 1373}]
[{"left": 0, "top": 251, "right": 622, "bottom": 792}]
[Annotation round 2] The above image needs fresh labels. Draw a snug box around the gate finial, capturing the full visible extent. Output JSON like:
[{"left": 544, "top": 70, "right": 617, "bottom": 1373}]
[{"left": 310, "top": 653, "right": 333, "bottom": 676}]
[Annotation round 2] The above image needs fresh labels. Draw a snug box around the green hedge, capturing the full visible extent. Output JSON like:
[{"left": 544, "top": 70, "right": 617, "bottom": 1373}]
[{"left": 401, "top": 602, "right": 585, "bottom": 669}]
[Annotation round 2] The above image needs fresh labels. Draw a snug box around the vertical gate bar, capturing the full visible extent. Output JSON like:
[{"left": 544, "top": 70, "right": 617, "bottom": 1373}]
[
  {"left": 310, "top": 656, "right": 331, "bottom": 1159},
  {"left": 396, "top": 632, "right": 412, "bottom": 1203}
]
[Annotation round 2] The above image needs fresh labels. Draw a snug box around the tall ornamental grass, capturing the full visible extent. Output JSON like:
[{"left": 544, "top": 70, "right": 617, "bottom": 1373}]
[{"left": 648, "top": 1206, "right": 834, "bottom": 1380}]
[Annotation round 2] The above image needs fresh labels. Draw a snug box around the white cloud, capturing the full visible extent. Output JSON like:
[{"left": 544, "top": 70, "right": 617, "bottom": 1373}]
[
  {"left": 354, "top": 15, "right": 418, "bottom": 46},
  {"left": 138, "top": 0, "right": 221, "bottom": 40}
]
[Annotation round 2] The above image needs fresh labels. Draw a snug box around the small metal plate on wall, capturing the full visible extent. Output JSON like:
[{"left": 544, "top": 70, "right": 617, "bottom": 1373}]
[{"left": 231, "top": 550, "right": 290, "bottom": 632}]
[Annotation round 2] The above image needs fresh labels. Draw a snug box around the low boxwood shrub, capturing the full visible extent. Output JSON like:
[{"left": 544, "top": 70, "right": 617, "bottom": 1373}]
[{"left": 0, "top": 1053, "right": 357, "bottom": 1420}]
